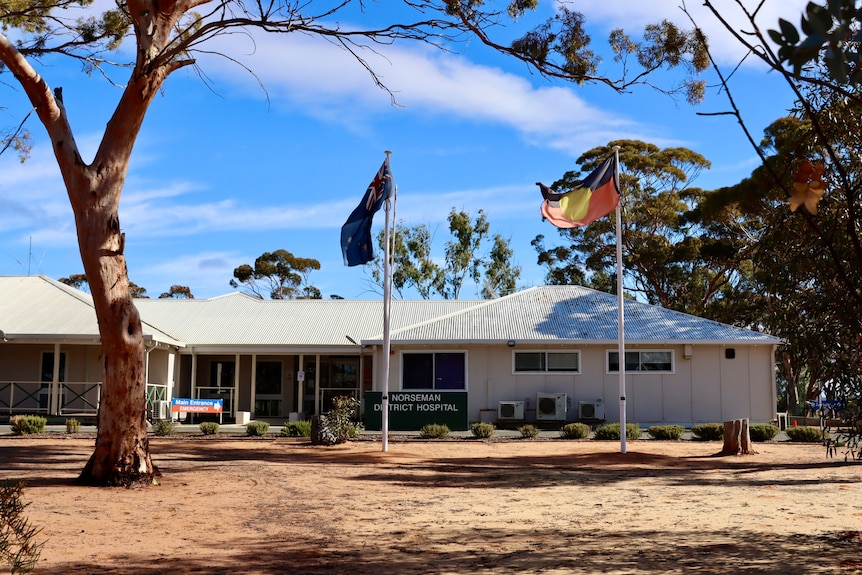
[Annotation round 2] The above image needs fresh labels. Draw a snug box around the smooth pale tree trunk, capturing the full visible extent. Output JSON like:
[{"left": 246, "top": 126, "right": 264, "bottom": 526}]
[
  {"left": 1, "top": 4, "right": 187, "bottom": 484},
  {"left": 721, "top": 418, "right": 755, "bottom": 456}
]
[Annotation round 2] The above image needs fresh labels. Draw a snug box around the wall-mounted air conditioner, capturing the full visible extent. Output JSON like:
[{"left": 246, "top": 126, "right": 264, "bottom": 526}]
[
  {"left": 498, "top": 401, "right": 525, "bottom": 421},
  {"left": 536, "top": 392, "right": 567, "bottom": 420},
  {"left": 153, "top": 400, "right": 171, "bottom": 420},
  {"left": 578, "top": 400, "right": 605, "bottom": 420}
]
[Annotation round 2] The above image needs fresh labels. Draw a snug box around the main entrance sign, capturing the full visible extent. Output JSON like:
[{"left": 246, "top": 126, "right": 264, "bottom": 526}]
[
  {"left": 364, "top": 391, "right": 468, "bottom": 431},
  {"left": 171, "top": 398, "right": 223, "bottom": 413}
]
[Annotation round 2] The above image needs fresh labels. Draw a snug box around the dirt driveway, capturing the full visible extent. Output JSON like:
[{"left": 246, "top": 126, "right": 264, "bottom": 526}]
[{"left": 1, "top": 435, "right": 861, "bottom": 574}]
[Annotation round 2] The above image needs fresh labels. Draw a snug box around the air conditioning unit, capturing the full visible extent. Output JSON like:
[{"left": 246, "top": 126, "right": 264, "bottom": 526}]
[
  {"left": 578, "top": 400, "right": 605, "bottom": 420},
  {"left": 536, "top": 392, "right": 567, "bottom": 420},
  {"left": 498, "top": 401, "right": 525, "bottom": 421},
  {"left": 153, "top": 400, "right": 171, "bottom": 420}
]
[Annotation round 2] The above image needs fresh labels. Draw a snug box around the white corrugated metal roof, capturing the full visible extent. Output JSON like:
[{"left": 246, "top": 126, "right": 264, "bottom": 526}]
[
  {"left": 134, "top": 294, "right": 478, "bottom": 347},
  {"left": 0, "top": 276, "right": 182, "bottom": 346},
  {"left": 373, "top": 285, "right": 781, "bottom": 345},
  {"left": 0, "top": 277, "right": 780, "bottom": 348}
]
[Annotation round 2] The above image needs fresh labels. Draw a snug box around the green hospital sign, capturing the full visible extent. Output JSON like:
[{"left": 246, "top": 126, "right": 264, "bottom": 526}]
[{"left": 364, "top": 391, "right": 468, "bottom": 431}]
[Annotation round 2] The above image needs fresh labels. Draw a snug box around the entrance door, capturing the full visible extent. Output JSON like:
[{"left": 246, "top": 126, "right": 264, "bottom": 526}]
[{"left": 254, "top": 361, "right": 283, "bottom": 417}]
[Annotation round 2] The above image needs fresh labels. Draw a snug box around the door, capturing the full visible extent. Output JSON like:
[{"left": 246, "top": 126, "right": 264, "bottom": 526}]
[{"left": 254, "top": 361, "right": 283, "bottom": 417}]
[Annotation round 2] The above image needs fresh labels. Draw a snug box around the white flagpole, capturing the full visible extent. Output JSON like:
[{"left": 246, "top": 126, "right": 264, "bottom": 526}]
[
  {"left": 380, "top": 150, "right": 393, "bottom": 452},
  {"left": 613, "top": 145, "right": 626, "bottom": 455}
]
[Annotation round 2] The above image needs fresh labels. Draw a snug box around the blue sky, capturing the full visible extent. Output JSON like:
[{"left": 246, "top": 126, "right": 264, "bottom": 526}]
[{"left": 0, "top": 1, "right": 808, "bottom": 300}]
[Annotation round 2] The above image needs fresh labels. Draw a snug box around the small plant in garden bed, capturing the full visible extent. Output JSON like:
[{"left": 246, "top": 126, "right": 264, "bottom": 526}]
[
  {"left": 518, "top": 424, "right": 540, "bottom": 439},
  {"left": 785, "top": 425, "right": 823, "bottom": 442},
  {"left": 471, "top": 422, "right": 495, "bottom": 439},
  {"left": 647, "top": 425, "right": 684, "bottom": 440},
  {"left": 281, "top": 420, "right": 312, "bottom": 437},
  {"left": 594, "top": 422, "right": 641, "bottom": 441},
  {"left": 559, "top": 422, "right": 591, "bottom": 439},
  {"left": 749, "top": 423, "right": 779, "bottom": 442},
  {"left": 419, "top": 423, "right": 450, "bottom": 439},
  {"left": 246, "top": 421, "right": 270, "bottom": 437},
  {"left": 9, "top": 415, "right": 47, "bottom": 436},
  {"left": 317, "top": 395, "right": 361, "bottom": 445},
  {"left": 199, "top": 422, "right": 219, "bottom": 436},
  {"left": 152, "top": 420, "right": 175, "bottom": 436},
  {"left": 691, "top": 423, "right": 724, "bottom": 441},
  {"left": 1, "top": 481, "right": 43, "bottom": 574},
  {"left": 65, "top": 418, "right": 81, "bottom": 434}
]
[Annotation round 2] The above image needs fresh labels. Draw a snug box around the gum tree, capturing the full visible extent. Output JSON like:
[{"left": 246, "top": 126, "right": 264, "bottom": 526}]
[{"left": 0, "top": 1, "right": 707, "bottom": 485}]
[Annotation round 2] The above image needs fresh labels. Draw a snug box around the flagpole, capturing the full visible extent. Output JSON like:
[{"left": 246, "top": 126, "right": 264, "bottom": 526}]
[
  {"left": 380, "top": 150, "right": 393, "bottom": 452},
  {"left": 613, "top": 145, "right": 626, "bottom": 455}
]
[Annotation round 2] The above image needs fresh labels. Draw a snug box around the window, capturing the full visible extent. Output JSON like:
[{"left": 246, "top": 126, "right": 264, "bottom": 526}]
[
  {"left": 514, "top": 351, "right": 580, "bottom": 373},
  {"left": 40, "top": 352, "right": 66, "bottom": 382},
  {"left": 608, "top": 350, "right": 673, "bottom": 373},
  {"left": 402, "top": 352, "right": 466, "bottom": 390}
]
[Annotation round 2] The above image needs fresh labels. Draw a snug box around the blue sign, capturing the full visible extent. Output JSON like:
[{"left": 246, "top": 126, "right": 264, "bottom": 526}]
[{"left": 171, "top": 398, "right": 223, "bottom": 413}]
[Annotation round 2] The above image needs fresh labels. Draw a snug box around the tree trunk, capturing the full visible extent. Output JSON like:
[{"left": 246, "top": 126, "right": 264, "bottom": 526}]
[
  {"left": 75, "top": 178, "right": 156, "bottom": 485},
  {"left": 721, "top": 418, "right": 755, "bottom": 456}
]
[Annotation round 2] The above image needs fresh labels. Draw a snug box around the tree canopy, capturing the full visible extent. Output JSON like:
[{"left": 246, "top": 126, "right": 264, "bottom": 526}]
[{"left": 231, "top": 249, "right": 321, "bottom": 299}]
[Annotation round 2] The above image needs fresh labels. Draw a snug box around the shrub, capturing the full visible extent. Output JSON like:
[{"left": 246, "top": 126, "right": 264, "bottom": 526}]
[
  {"left": 593, "top": 422, "right": 641, "bottom": 441},
  {"left": 318, "top": 395, "right": 361, "bottom": 445},
  {"left": 246, "top": 421, "right": 270, "bottom": 437},
  {"left": 471, "top": 422, "right": 495, "bottom": 439},
  {"left": 691, "top": 423, "right": 724, "bottom": 441},
  {"left": 419, "top": 423, "right": 450, "bottom": 439},
  {"left": 281, "top": 420, "right": 312, "bottom": 437},
  {"left": 518, "top": 424, "right": 540, "bottom": 439},
  {"left": 786, "top": 425, "right": 823, "bottom": 442},
  {"left": 199, "top": 422, "right": 219, "bottom": 436},
  {"left": 559, "top": 422, "right": 591, "bottom": 439},
  {"left": 1, "top": 482, "right": 43, "bottom": 574},
  {"left": 152, "top": 420, "right": 176, "bottom": 436},
  {"left": 749, "top": 423, "right": 780, "bottom": 442},
  {"left": 647, "top": 425, "right": 684, "bottom": 440},
  {"left": 65, "top": 418, "right": 81, "bottom": 434},
  {"left": 9, "top": 415, "right": 46, "bottom": 436}
]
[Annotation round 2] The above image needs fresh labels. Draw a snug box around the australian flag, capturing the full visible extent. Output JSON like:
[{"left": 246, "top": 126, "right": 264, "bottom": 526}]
[{"left": 341, "top": 157, "right": 394, "bottom": 266}]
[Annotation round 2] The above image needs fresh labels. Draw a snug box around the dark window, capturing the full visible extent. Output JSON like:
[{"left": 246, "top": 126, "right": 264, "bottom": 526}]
[
  {"left": 402, "top": 352, "right": 466, "bottom": 390},
  {"left": 608, "top": 351, "right": 673, "bottom": 372},
  {"left": 514, "top": 351, "right": 579, "bottom": 373}
]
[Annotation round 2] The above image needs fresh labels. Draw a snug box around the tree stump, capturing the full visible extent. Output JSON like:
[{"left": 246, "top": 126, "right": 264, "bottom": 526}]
[{"left": 721, "top": 418, "right": 755, "bottom": 455}]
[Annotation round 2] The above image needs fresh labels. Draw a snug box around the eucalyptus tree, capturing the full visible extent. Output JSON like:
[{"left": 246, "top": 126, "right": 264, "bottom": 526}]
[
  {"left": 231, "top": 249, "right": 321, "bottom": 300},
  {"left": 531, "top": 140, "right": 754, "bottom": 318},
  {"left": 0, "top": 0, "right": 707, "bottom": 484}
]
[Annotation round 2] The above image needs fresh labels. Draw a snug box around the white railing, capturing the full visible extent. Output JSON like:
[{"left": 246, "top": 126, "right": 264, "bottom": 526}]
[{"left": 1, "top": 380, "right": 169, "bottom": 417}]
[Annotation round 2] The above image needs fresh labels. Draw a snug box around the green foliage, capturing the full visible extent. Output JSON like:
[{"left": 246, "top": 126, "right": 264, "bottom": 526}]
[
  {"left": 419, "top": 423, "right": 450, "bottom": 439},
  {"left": 785, "top": 426, "right": 823, "bottom": 443},
  {"left": 199, "top": 422, "right": 219, "bottom": 436},
  {"left": 9, "top": 416, "right": 46, "bottom": 436},
  {"left": 647, "top": 425, "right": 684, "bottom": 440},
  {"left": 559, "top": 422, "right": 591, "bottom": 439},
  {"left": 749, "top": 423, "right": 779, "bottom": 442},
  {"left": 594, "top": 422, "right": 641, "bottom": 441},
  {"left": 281, "top": 420, "right": 312, "bottom": 437},
  {"left": 691, "top": 423, "right": 724, "bottom": 441},
  {"left": 0, "top": 482, "right": 43, "bottom": 574},
  {"left": 471, "top": 422, "right": 496, "bottom": 439},
  {"left": 230, "top": 249, "right": 321, "bottom": 300},
  {"left": 64, "top": 418, "right": 81, "bottom": 434},
  {"left": 518, "top": 424, "right": 540, "bottom": 439},
  {"left": 246, "top": 421, "right": 270, "bottom": 436},
  {"left": 152, "top": 420, "right": 176, "bottom": 436},
  {"left": 317, "top": 395, "right": 360, "bottom": 446}
]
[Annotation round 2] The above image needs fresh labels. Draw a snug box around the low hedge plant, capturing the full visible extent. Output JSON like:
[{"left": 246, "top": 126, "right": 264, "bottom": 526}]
[
  {"left": 246, "top": 421, "right": 270, "bottom": 436},
  {"left": 419, "top": 423, "right": 450, "bottom": 439},
  {"left": 518, "top": 424, "right": 540, "bottom": 439},
  {"left": 594, "top": 422, "right": 641, "bottom": 441},
  {"left": 785, "top": 425, "right": 823, "bottom": 442},
  {"left": 152, "top": 420, "right": 176, "bottom": 436},
  {"left": 647, "top": 425, "right": 684, "bottom": 440},
  {"left": 199, "top": 422, "right": 219, "bottom": 436},
  {"left": 471, "top": 422, "right": 495, "bottom": 439},
  {"left": 559, "top": 422, "right": 591, "bottom": 439},
  {"left": 691, "top": 423, "right": 724, "bottom": 441},
  {"left": 9, "top": 415, "right": 47, "bottom": 436},
  {"left": 281, "top": 420, "right": 312, "bottom": 437},
  {"left": 749, "top": 423, "right": 779, "bottom": 442}
]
